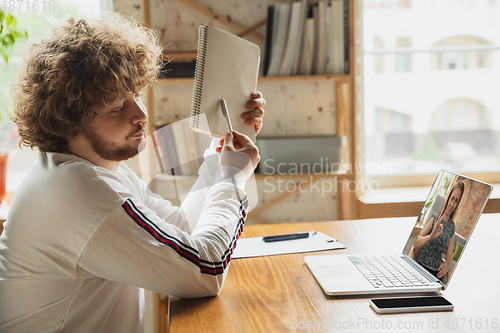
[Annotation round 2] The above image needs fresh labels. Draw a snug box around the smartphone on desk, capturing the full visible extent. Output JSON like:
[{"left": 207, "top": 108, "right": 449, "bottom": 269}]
[{"left": 369, "top": 296, "right": 454, "bottom": 314}]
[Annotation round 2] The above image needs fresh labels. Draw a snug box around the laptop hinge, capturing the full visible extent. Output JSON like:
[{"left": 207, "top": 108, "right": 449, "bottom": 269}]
[{"left": 401, "top": 254, "right": 444, "bottom": 287}]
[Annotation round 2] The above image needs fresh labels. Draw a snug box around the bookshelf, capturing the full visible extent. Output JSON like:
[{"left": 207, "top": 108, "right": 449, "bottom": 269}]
[
  {"left": 155, "top": 74, "right": 350, "bottom": 85},
  {"left": 137, "top": 0, "right": 358, "bottom": 223}
]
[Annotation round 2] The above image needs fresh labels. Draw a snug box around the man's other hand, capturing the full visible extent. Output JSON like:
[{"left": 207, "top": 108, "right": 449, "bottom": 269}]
[{"left": 242, "top": 91, "right": 266, "bottom": 135}]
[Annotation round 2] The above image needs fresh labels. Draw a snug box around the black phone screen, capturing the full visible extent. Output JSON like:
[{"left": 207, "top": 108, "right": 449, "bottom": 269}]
[{"left": 371, "top": 296, "right": 452, "bottom": 309}]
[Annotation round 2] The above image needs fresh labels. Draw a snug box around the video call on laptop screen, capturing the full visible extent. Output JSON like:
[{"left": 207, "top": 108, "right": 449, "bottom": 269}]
[{"left": 402, "top": 170, "right": 492, "bottom": 287}]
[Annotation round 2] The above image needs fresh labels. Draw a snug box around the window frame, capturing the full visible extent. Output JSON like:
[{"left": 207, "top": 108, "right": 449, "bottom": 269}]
[{"left": 368, "top": 171, "right": 500, "bottom": 189}]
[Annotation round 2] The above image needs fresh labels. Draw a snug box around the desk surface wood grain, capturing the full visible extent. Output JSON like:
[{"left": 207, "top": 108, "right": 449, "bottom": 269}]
[{"left": 169, "top": 215, "right": 500, "bottom": 333}]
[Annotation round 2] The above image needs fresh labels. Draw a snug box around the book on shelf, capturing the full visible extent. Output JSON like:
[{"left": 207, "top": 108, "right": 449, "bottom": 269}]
[
  {"left": 154, "top": 124, "right": 179, "bottom": 175},
  {"left": 266, "top": 3, "right": 291, "bottom": 76},
  {"left": 291, "top": 0, "right": 309, "bottom": 75},
  {"left": 278, "top": 1, "right": 303, "bottom": 76},
  {"left": 315, "top": 0, "right": 328, "bottom": 75},
  {"left": 343, "top": 0, "right": 350, "bottom": 74},
  {"left": 263, "top": 5, "right": 277, "bottom": 75},
  {"left": 154, "top": 122, "right": 205, "bottom": 176},
  {"left": 326, "top": 1, "right": 333, "bottom": 74},
  {"left": 331, "top": 0, "right": 344, "bottom": 74},
  {"left": 157, "top": 59, "right": 196, "bottom": 79},
  {"left": 171, "top": 122, "right": 194, "bottom": 175},
  {"left": 311, "top": 5, "right": 319, "bottom": 73},
  {"left": 298, "top": 14, "right": 315, "bottom": 75},
  {"left": 265, "top": 0, "right": 349, "bottom": 76}
]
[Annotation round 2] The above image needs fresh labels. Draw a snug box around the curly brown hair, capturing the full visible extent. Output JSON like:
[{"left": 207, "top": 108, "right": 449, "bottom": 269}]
[{"left": 10, "top": 12, "right": 162, "bottom": 153}]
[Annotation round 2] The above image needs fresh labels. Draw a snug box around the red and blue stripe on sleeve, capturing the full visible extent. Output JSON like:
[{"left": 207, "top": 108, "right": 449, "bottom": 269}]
[{"left": 122, "top": 197, "right": 248, "bottom": 276}]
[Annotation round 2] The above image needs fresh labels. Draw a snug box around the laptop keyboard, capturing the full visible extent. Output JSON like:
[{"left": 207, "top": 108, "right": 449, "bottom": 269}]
[{"left": 348, "top": 255, "right": 432, "bottom": 288}]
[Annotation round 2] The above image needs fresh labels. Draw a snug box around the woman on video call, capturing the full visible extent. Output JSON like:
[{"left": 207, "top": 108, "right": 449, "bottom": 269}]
[{"left": 413, "top": 181, "right": 465, "bottom": 279}]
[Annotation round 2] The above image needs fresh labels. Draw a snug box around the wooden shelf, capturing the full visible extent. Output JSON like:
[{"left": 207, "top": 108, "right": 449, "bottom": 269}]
[
  {"left": 155, "top": 74, "right": 350, "bottom": 85},
  {"left": 258, "top": 74, "right": 350, "bottom": 83},
  {"left": 162, "top": 51, "right": 197, "bottom": 61},
  {"left": 155, "top": 77, "right": 194, "bottom": 85}
]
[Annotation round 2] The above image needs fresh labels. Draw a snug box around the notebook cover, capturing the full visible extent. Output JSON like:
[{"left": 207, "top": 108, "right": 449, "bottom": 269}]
[{"left": 191, "top": 25, "right": 260, "bottom": 142}]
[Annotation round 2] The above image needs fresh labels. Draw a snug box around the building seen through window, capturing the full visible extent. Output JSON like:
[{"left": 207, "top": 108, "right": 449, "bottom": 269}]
[
  {"left": 374, "top": 36, "right": 385, "bottom": 73},
  {"left": 363, "top": 0, "right": 500, "bottom": 176},
  {"left": 432, "top": 35, "right": 493, "bottom": 70},
  {"left": 395, "top": 37, "right": 412, "bottom": 72}
]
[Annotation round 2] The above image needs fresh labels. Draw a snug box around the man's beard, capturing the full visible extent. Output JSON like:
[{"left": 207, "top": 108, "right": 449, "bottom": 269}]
[{"left": 83, "top": 124, "right": 146, "bottom": 161}]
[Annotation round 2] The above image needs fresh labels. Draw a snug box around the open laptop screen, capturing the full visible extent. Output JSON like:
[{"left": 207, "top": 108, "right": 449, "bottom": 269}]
[{"left": 402, "top": 170, "right": 492, "bottom": 288}]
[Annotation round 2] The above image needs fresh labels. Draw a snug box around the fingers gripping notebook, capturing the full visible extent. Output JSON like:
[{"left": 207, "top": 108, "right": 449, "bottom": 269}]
[{"left": 190, "top": 25, "right": 261, "bottom": 142}]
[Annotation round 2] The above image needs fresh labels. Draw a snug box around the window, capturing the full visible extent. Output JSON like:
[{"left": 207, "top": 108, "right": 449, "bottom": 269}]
[
  {"left": 428, "top": 99, "right": 494, "bottom": 171},
  {"left": 0, "top": 1, "right": 103, "bottom": 192},
  {"left": 395, "top": 37, "right": 412, "bottom": 72},
  {"left": 375, "top": 108, "right": 412, "bottom": 133},
  {"left": 431, "top": 98, "right": 490, "bottom": 131},
  {"left": 374, "top": 108, "right": 414, "bottom": 160},
  {"left": 432, "top": 35, "right": 493, "bottom": 70},
  {"left": 363, "top": 0, "right": 500, "bottom": 181},
  {"left": 374, "top": 36, "right": 385, "bottom": 73}
]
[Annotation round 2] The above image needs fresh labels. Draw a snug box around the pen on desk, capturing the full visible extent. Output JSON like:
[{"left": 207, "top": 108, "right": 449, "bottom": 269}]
[
  {"left": 262, "top": 232, "right": 310, "bottom": 243},
  {"left": 220, "top": 98, "right": 233, "bottom": 133}
]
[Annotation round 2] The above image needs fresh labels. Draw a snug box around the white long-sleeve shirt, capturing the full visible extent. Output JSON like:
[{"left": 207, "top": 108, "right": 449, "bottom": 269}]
[{"left": 0, "top": 141, "right": 247, "bottom": 333}]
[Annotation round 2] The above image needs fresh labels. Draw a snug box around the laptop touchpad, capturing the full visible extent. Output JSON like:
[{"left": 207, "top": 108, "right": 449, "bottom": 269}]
[{"left": 315, "top": 265, "right": 372, "bottom": 290}]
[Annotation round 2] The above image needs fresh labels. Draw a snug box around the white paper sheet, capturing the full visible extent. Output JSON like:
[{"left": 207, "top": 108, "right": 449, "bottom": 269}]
[{"left": 232, "top": 230, "right": 345, "bottom": 259}]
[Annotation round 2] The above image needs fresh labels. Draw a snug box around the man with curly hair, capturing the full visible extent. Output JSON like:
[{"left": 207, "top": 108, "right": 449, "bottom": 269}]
[{"left": 0, "top": 13, "right": 265, "bottom": 332}]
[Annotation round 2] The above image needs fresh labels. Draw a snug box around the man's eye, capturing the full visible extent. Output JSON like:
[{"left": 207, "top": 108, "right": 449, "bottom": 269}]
[{"left": 112, "top": 103, "right": 126, "bottom": 113}]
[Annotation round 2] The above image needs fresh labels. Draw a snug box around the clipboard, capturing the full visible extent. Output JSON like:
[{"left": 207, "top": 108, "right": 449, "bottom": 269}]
[{"left": 232, "top": 230, "right": 346, "bottom": 259}]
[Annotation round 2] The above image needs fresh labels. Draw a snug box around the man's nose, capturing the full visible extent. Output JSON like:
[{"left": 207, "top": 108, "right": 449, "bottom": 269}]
[{"left": 131, "top": 96, "right": 148, "bottom": 124}]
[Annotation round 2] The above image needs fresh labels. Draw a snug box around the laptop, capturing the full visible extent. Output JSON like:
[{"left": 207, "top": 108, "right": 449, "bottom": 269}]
[{"left": 305, "top": 170, "right": 492, "bottom": 296}]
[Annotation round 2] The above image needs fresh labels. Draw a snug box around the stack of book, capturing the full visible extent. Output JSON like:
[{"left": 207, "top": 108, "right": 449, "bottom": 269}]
[{"left": 264, "top": 0, "right": 349, "bottom": 76}]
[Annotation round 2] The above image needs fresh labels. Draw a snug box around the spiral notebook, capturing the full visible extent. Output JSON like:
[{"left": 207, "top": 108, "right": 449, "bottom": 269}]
[{"left": 190, "top": 25, "right": 260, "bottom": 142}]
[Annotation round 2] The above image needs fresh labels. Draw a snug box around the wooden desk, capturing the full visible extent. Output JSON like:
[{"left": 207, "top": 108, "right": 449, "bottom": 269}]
[{"left": 169, "top": 214, "right": 500, "bottom": 332}]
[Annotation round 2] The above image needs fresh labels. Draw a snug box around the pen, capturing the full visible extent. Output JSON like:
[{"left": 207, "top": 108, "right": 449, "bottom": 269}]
[
  {"left": 262, "top": 232, "right": 310, "bottom": 243},
  {"left": 220, "top": 98, "right": 233, "bottom": 133},
  {"left": 219, "top": 98, "right": 241, "bottom": 202}
]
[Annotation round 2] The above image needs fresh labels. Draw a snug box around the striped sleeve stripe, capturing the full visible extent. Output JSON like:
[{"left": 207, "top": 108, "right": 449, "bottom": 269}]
[
  {"left": 200, "top": 201, "right": 247, "bottom": 274},
  {"left": 122, "top": 199, "right": 201, "bottom": 266},
  {"left": 206, "top": 196, "right": 248, "bottom": 266},
  {"left": 122, "top": 197, "right": 247, "bottom": 276}
]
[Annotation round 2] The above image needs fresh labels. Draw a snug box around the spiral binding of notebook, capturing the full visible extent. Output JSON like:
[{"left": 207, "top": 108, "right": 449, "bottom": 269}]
[{"left": 189, "top": 25, "right": 208, "bottom": 131}]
